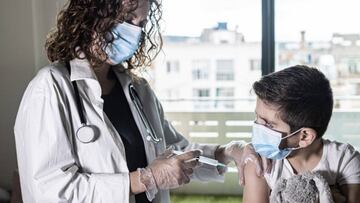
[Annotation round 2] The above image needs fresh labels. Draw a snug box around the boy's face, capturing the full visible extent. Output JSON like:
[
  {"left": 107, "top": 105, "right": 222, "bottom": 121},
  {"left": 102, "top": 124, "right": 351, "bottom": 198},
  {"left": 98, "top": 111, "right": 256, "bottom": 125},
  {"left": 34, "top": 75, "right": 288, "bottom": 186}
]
[{"left": 254, "top": 98, "right": 300, "bottom": 149}]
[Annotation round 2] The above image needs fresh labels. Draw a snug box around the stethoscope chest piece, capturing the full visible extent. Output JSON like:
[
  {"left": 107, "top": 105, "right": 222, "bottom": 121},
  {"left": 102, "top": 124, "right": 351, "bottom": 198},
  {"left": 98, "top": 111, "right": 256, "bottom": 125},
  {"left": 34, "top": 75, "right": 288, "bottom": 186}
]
[
  {"left": 76, "top": 124, "right": 99, "bottom": 143},
  {"left": 66, "top": 61, "right": 100, "bottom": 144}
]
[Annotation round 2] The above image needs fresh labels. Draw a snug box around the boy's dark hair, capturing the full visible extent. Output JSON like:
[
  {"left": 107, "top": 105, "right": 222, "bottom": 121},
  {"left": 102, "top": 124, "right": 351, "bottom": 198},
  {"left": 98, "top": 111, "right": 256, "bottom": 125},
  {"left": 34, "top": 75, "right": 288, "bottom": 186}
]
[{"left": 253, "top": 65, "right": 333, "bottom": 138}]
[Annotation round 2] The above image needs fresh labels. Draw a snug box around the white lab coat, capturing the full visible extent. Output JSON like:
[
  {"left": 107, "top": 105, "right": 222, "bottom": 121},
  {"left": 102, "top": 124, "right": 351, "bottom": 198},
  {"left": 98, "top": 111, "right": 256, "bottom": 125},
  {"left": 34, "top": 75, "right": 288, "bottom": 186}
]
[{"left": 14, "top": 58, "right": 223, "bottom": 203}]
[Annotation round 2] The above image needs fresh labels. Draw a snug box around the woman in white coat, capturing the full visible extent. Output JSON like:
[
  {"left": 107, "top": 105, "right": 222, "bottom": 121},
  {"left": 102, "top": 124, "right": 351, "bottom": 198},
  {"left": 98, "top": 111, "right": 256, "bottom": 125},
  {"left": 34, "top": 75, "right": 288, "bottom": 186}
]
[{"left": 14, "top": 0, "right": 269, "bottom": 202}]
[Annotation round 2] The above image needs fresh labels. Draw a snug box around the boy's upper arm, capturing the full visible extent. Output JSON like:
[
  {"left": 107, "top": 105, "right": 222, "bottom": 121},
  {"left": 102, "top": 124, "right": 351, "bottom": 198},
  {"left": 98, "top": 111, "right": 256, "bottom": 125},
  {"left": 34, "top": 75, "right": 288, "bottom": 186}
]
[
  {"left": 339, "top": 184, "right": 360, "bottom": 203},
  {"left": 338, "top": 144, "right": 360, "bottom": 185},
  {"left": 243, "top": 161, "right": 270, "bottom": 203},
  {"left": 337, "top": 144, "right": 360, "bottom": 202}
]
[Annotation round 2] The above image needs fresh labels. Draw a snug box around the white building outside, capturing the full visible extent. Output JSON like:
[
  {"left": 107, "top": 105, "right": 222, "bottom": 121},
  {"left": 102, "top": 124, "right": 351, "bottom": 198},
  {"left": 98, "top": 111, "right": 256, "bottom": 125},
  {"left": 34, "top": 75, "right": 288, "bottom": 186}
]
[{"left": 150, "top": 22, "right": 261, "bottom": 112}]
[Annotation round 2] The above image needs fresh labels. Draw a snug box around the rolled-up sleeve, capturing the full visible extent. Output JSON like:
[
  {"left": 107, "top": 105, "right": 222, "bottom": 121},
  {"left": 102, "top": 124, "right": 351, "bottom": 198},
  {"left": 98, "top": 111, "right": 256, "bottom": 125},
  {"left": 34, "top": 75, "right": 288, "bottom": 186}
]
[{"left": 14, "top": 83, "right": 130, "bottom": 203}]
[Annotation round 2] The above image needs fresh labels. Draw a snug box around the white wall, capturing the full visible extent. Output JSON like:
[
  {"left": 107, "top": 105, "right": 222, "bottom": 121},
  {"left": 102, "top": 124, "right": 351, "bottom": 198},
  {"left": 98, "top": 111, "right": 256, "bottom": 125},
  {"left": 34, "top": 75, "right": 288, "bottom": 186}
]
[{"left": 0, "top": 0, "right": 60, "bottom": 190}]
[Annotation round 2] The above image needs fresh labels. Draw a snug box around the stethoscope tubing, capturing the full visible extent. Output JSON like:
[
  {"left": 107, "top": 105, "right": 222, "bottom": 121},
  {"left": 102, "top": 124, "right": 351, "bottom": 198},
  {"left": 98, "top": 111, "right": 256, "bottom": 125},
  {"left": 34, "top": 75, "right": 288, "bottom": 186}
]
[
  {"left": 129, "top": 84, "right": 162, "bottom": 143},
  {"left": 66, "top": 61, "right": 87, "bottom": 125},
  {"left": 66, "top": 61, "right": 161, "bottom": 144}
]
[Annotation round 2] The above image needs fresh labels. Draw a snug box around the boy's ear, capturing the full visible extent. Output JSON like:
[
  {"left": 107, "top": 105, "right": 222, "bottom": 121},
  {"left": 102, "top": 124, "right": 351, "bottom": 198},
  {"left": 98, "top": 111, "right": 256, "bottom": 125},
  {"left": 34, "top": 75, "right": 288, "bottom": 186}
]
[{"left": 298, "top": 128, "right": 317, "bottom": 148}]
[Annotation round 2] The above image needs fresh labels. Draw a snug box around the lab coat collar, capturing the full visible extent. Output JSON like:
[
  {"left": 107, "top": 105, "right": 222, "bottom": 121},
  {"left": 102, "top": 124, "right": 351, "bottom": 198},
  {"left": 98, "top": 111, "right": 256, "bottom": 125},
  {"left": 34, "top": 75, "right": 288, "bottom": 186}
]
[{"left": 69, "top": 58, "right": 98, "bottom": 82}]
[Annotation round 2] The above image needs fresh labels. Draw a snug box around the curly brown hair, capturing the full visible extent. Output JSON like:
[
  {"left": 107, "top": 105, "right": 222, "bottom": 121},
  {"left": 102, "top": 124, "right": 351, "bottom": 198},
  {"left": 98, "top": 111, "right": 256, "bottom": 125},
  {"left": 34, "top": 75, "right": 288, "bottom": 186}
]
[{"left": 45, "top": 0, "right": 162, "bottom": 69}]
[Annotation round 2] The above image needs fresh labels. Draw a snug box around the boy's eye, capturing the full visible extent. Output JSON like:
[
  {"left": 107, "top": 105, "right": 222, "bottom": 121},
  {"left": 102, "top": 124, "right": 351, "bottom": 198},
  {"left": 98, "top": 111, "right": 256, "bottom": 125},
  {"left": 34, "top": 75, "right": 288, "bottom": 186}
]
[{"left": 255, "top": 115, "right": 273, "bottom": 128}]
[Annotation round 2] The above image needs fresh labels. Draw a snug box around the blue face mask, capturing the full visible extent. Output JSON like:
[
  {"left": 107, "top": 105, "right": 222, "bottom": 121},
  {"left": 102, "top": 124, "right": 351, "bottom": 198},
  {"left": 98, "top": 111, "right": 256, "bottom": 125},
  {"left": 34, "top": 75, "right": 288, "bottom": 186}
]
[
  {"left": 251, "top": 122, "right": 302, "bottom": 160},
  {"left": 105, "top": 22, "right": 142, "bottom": 65}
]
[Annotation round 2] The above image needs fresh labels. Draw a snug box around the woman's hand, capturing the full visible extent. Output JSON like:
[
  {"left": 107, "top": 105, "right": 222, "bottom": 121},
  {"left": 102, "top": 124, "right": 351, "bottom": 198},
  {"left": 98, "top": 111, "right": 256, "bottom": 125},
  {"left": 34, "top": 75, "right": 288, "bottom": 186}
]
[
  {"left": 146, "top": 149, "right": 201, "bottom": 189},
  {"left": 134, "top": 148, "right": 201, "bottom": 200},
  {"left": 215, "top": 141, "right": 271, "bottom": 185}
]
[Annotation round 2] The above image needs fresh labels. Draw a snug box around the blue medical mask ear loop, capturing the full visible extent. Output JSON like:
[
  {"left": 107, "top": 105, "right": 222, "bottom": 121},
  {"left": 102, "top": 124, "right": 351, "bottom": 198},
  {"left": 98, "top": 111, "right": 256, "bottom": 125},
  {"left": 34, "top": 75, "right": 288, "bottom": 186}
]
[{"left": 282, "top": 128, "right": 304, "bottom": 152}]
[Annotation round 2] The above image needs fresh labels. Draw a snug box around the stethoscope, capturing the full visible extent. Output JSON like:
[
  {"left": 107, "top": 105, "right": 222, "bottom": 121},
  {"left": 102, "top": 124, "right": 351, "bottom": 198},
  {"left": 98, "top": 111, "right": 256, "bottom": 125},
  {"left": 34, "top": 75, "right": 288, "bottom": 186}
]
[
  {"left": 129, "top": 84, "right": 162, "bottom": 143},
  {"left": 66, "top": 62, "right": 162, "bottom": 144}
]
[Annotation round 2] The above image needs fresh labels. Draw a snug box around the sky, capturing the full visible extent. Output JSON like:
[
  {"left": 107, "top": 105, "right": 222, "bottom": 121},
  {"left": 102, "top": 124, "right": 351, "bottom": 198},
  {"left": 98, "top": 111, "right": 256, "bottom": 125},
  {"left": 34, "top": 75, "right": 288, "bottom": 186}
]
[{"left": 161, "top": 0, "right": 360, "bottom": 42}]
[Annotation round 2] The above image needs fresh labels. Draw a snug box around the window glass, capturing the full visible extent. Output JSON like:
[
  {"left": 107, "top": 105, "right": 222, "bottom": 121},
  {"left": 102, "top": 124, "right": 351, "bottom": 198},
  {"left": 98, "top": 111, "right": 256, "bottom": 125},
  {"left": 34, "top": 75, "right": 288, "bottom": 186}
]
[
  {"left": 192, "top": 60, "right": 210, "bottom": 80},
  {"left": 276, "top": 0, "right": 360, "bottom": 149},
  {"left": 152, "top": 0, "right": 262, "bottom": 112},
  {"left": 216, "top": 59, "right": 235, "bottom": 81},
  {"left": 166, "top": 60, "right": 180, "bottom": 74},
  {"left": 149, "top": 0, "right": 261, "bottom": 195}
]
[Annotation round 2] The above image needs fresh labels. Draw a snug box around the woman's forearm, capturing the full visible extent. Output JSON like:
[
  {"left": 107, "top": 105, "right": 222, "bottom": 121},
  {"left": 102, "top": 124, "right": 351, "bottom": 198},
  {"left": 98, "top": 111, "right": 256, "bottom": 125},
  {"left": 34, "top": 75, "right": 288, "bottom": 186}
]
[
  {"left": 129, "top": 170, "right": 147, "bottom": 194},
  {"left": 215, "top": 145, "right": 232, "bottom": 164}
]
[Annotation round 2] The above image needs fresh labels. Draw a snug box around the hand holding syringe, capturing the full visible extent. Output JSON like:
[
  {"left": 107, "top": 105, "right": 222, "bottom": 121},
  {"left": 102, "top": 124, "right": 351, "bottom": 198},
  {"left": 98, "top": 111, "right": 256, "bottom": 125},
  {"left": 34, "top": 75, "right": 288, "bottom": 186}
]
[{"left": 173, "top": 150, "right": 227, "bottom": 168}]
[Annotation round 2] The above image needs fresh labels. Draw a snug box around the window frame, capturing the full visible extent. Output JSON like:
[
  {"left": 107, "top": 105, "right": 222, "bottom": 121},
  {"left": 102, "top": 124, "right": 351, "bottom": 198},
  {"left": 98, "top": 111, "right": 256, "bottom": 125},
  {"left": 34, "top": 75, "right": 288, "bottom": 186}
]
[{"left": 261, "top": 0, "right": 275, "bottom": 76}]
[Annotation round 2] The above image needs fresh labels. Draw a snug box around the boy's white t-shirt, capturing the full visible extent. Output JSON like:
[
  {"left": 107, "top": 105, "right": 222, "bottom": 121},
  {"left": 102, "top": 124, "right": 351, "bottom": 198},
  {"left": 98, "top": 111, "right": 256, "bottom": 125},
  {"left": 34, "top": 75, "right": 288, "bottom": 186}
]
[{"left": 264, "top": 139, "right": 360, "bottom": 189}]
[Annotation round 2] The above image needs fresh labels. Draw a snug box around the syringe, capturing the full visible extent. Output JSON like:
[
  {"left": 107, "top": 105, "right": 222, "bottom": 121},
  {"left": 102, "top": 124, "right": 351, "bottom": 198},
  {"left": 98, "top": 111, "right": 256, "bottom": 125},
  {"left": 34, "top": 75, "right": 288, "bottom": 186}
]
[{"left": 173, "top": 150, "right": 227, "bottom": 168}]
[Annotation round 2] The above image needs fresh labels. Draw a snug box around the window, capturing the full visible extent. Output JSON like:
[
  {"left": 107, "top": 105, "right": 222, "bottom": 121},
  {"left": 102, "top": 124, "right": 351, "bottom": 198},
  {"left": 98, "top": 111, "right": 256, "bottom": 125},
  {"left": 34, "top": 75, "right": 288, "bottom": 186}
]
[
  {"left": 216, "top": 87, "right": 234, "bottom": 97},
  {"left": 145, "top": 0, "right": 360, "bottom": 199},
  {"left": 348, "top": 60, "right": 360, "bottom": 74},
  {"left": 276, "top": 0, "right": 360, "bottom": 149},
  {"left": 152, "top": 18, "right": 261, "bottom": 112},
  {"left": 165, "top": 89, "right": 179, "bottom": 99},
  {"left": 216, "top": 59, "right": 234, "bottom": 81},
  {"left": 193, "top": 88, "right": 211, "bottom": 109},
  {"left": 166, "top": 60, "right": 179, "bottom": 74},
  {"left": 192, "top": 60, "right": 210, "bottom": 80},
  {"left": 150, "top": 0, "right": 261, "bottom": 197},
  {"left": 215, "top": 87, "right": 235, "bottom": 109},
  {"left": 193, "top": 88, "right": 210, "bottom": 97},
  {"left": 249, "top": 59, "right": 261, "bottom": 71}
]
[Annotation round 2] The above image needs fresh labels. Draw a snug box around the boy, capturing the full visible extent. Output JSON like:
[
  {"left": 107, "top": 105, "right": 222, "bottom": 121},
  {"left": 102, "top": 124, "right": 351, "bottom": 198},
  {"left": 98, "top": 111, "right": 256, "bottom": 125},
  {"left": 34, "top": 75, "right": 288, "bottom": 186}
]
[{"left": 243, "top": 65, "right": 360, "bottom": 203}]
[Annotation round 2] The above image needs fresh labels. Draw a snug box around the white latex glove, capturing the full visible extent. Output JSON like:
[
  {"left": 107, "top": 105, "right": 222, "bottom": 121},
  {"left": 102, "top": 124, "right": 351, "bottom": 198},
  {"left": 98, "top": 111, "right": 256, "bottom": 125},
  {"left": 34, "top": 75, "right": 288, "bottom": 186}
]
[
  {"left": 138, "top": 148, "right": 201, "bottom": 200},
  {"left": 217, "top": 141, "right": 272, "bottom": 185}
]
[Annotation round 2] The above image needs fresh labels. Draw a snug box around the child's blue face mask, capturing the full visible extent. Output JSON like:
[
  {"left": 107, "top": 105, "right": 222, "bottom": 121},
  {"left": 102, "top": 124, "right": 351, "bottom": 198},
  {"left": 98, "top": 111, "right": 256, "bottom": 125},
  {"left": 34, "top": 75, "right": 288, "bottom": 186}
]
[
  {"left": 106, "top": 22, "right": 142, "bottom": 65},
  {"left": 251, "top": 122, "right": 302, "bottom": 160}
]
